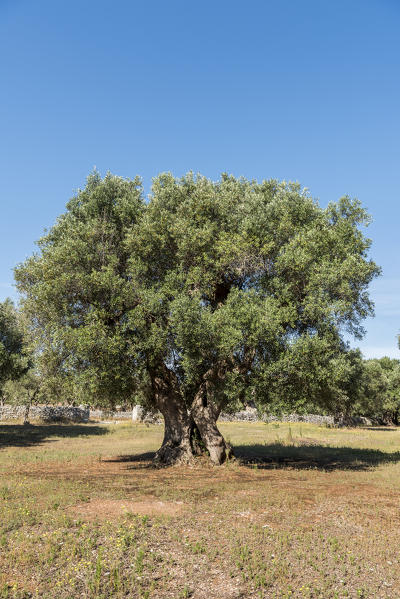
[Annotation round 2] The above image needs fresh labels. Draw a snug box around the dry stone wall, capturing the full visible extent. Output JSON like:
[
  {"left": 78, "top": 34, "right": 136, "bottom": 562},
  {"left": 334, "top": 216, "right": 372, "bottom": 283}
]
[
  {"left": 220, "top": 410, "right": 372, "bottom": 426},
  {"left": 0, "top": 404, "right": 370, "bottom": 427},
  {"left": 263, "top": 413, "right": 335, "bottom": 425},
  {"left": 90, "top": 407, "right": 159, "bottom": 422},
  {"left": 219, "top": 408, "right": 335, "bottom": 425},
  {"left": 89, "top": 409, "right": 134, "bottom": 421},
  {"left": 0, "top": 405, "right": 89, "bottom": 423}
]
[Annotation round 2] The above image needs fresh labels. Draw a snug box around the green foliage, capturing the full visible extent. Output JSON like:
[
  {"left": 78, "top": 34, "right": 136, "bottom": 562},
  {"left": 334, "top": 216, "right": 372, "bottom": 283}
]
[
  {"left": 3, "top": 368, "right": 42, "bottom": 408},
  {"left": 359, "top": 357, "right": 400, "bottom": 423},
  {"left": 15, "top": 171, "right": 380, "bottom": 415},
  {"left": 16, "top": 171, "right": 144, "bottom": 408},
  {"left": 260, "top": 334, "right": 365, "bottom": 418},
  {"left": 0, "top": 299, "right": 27, "bottom": 400}
]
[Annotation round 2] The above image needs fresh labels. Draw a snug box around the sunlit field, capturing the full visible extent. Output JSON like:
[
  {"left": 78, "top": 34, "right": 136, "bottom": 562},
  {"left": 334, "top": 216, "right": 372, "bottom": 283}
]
[{"left": 1, "top": 421, "right": 400, "bottom": 598}]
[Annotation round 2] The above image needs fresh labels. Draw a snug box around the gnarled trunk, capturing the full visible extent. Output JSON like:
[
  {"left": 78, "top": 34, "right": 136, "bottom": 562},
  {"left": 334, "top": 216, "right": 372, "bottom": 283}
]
[
  {"left": 154, "top": 396, "right": 193, "bottom": 465},
  {"left": 150, "top": 365, "right": 233, "bottom": 467},
  {"left": 191, "top": 384, "right": 233, "bottom": 465},
  {"left": 152, "top": 368, "right": 193, "bottom": 466}
]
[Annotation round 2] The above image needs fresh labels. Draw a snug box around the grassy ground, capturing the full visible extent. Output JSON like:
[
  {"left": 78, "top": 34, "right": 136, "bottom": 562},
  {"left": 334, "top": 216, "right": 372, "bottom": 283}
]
[{"left": 1, "top": 421, "right": 400, "bottom": 599}]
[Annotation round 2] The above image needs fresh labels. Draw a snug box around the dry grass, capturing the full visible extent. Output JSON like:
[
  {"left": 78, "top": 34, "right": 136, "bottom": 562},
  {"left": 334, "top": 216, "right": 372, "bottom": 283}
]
[{"left": 1, "top": 421, "right": 400, "bottom": 598}]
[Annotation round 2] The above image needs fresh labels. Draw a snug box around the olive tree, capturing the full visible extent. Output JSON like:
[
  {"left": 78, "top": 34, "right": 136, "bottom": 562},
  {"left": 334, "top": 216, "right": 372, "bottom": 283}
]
[
  {"left": 360, "top": 357, "right": 400, "bottom": 424},
  {"left": 15, "top": 171, "right": 379, "bottom": 464},
  {"left": 261, "top": 335, "right": 366, "bottom": 423},
  {"left": 3, "top": 369, "right": 42, "bottom": 423},
  {"left": 0, "top": 299, "right": 27, "bottom": 405}
]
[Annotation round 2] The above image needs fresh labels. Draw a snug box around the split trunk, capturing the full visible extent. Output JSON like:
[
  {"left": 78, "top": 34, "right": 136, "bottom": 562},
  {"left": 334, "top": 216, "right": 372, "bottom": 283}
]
[{"left": 152, "top": 379, "right": 232, "bottom": 466}]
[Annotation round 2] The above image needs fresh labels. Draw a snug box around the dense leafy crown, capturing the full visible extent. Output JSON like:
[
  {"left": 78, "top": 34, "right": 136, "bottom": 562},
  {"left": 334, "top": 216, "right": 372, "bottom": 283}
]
[{"left": 15, "top": 172, "right": 380, "bottom": 412}]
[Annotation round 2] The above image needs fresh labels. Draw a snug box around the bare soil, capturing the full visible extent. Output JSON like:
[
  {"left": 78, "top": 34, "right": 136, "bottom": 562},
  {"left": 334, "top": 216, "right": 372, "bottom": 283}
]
[{"left": 1, "top": 421, "right": 400, "bottom": 598}]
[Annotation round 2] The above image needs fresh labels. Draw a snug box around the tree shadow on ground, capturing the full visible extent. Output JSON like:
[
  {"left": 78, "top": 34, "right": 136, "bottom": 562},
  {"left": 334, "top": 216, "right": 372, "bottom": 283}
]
[
  {"left": 235, "top": 443, "right": 400, "bottom": 471},
  {"left": 98, "top": 444, "right": 400, "bottom": 472},
  {"left": 0, "top": 424, "right": 107, "bottom": 449},
  {"left": 360, "top": 427, "right": 397, "bottom": 432},
  {"left": 104, "top": 452, "right": 156, "bottom": 469}
]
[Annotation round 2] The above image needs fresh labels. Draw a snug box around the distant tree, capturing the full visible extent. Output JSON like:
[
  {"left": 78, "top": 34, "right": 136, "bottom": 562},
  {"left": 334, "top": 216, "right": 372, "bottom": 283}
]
[
  {"left": 15, "top": 172, "right": 380, "bottom": 464},
  {"left": 386, "top": 360, "right": 400, "bottom": 424},
  {"left": 31, "top": 343, "right": 77, "bottom": 407},
  {"left": 360, "top": 357, "right": 400, "bottom": 424},
  {"left": 0, "top": 299, "right": 27, "bottom": 405},
  {"left": 3, "top": 368, "right": 42, "bottom": 424},
  {"left": 262, "top": 334, "right": 365, "bottom": 422}
]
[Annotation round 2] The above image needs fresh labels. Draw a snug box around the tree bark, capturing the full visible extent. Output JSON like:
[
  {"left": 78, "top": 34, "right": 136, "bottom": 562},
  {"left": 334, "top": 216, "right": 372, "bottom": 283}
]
[
  {"left": 23, "top": 402, "right": 31, "bottom": 426},
  {"left": 152, "top": 369, "right": 193, "bottom": 466},
  {"left": 191, "top": 383, "right": 233, "bottom": 465},
  {"left": 189, "top": 419, "right": 207, "bottom": 456}
]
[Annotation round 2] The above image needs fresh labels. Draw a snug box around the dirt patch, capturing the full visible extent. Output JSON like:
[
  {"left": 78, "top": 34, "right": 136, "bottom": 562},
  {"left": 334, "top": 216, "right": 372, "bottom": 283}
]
[{"left": 69, "top": 498, "right": 186, "bottom": 520}]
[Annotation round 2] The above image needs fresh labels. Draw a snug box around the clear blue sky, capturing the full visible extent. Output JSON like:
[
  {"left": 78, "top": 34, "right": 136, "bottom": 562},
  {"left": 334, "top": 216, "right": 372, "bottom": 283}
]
[{"left": 1, "top": 0, "right": 399, "bottom": 358}]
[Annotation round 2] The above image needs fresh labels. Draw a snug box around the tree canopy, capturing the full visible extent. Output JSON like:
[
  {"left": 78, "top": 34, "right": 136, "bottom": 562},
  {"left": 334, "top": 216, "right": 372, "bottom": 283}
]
[
  {"left": 15, "top": 171, "right": 380, "bottom": 464},
  {"left": 0, "top": 298, "right": 27, "bottom": 403}
]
